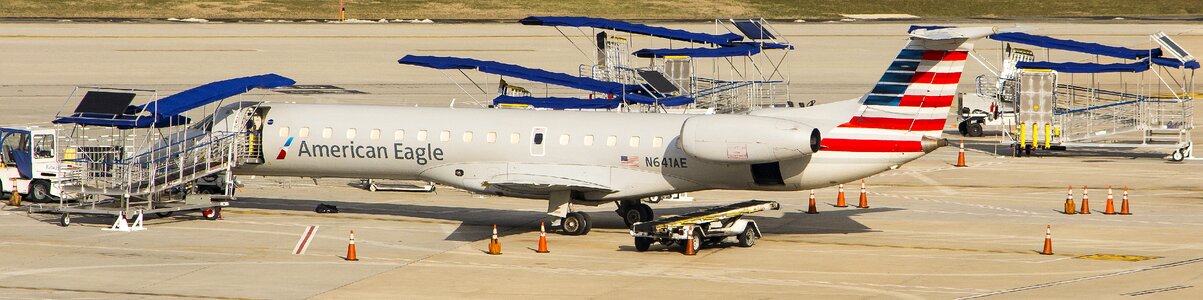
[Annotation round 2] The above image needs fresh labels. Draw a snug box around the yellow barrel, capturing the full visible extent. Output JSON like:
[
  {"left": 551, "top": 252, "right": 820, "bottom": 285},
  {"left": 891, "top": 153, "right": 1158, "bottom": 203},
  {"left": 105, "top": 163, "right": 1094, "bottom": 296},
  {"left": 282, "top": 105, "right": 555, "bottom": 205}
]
[
  {"left": 1019, "top": 123, "right": 1027, "bottom": 149},
  {"left": 1031, "top": 123, "right": 1039, "bottom": 149},
  {"left": 1044, "top": 123, "right": 1052, "bottom": 149}
]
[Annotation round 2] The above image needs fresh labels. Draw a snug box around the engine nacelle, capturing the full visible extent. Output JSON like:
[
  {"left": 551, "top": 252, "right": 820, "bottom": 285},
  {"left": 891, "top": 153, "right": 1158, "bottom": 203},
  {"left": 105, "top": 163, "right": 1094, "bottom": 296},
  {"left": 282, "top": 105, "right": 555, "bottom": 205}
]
[{"left": 679, "top": 114, "right": 821, "bottom": 164}]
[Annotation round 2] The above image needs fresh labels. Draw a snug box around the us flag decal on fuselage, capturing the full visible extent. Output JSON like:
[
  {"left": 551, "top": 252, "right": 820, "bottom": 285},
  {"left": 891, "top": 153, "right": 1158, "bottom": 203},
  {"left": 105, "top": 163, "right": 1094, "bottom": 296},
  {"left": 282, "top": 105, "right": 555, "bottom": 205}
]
[{"left": 620, "top": 155, "right": 640, "bottom": 167}]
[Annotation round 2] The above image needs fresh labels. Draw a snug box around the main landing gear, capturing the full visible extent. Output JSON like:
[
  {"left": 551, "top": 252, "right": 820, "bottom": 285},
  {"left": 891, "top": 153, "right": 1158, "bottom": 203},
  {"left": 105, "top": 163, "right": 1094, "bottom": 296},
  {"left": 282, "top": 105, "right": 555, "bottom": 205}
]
[{"left": 616, "top": 200, "right": 653, "bottom": 228}]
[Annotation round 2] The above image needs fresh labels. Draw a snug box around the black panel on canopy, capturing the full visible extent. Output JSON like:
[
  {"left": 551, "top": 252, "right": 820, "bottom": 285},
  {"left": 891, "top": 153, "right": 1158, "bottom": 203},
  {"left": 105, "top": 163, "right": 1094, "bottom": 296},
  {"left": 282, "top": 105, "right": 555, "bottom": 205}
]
[{"left": 74, "top": 91, "right": 136, "bottom": 115}]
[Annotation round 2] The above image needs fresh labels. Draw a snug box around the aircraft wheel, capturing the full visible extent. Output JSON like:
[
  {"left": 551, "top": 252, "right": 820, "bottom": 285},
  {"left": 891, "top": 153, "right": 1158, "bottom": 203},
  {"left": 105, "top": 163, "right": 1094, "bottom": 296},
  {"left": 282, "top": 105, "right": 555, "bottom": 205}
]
[
  {"left": 58, "top": 213, "right": 70, "bottom": 227},
  {"left": 201, "top": 207, "right": 221, "bottom": 220},
  {"left": 620, "top": 207, "right": 642, "bottom": 228},
  {"left": 636, "top": 203, "right": 654, "bottom": 222},
  {"left": 634, "top": 237, "right": 652, "bottom": 252},
  {"left": 560, "top": 212, "right": 591, "bottom": 235},
  {"left": 368, "top": 184, "right": 378, "bottom": 192},
  {"left": 156, "top": 211, "right": 174, "bottom": 218},
  {"left": 1171, "top": 149, "right": 1185, "bottom": 161}
]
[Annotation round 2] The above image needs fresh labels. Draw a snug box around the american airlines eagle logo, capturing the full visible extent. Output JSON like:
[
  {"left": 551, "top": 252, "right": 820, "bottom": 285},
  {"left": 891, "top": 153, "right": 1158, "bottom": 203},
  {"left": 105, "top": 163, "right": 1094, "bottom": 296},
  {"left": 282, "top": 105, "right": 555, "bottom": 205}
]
[{"left": 276, "top": 137, "right": 295, "bottom": 160}]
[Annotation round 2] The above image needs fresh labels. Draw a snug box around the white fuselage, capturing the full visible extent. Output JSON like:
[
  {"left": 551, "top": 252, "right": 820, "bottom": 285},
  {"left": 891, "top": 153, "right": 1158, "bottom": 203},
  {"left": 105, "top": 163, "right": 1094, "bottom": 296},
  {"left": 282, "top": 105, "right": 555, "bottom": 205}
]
[{"left": 233, "top": 103, "right": 928, "bottom": 202}]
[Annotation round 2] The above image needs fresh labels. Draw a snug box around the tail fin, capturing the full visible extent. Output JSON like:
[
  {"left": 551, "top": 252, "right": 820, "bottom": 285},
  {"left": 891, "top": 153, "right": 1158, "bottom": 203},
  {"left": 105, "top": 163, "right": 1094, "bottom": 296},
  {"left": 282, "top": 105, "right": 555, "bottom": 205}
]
[{"left": 824, "top": 27, "right": 994, "bottom": 153}]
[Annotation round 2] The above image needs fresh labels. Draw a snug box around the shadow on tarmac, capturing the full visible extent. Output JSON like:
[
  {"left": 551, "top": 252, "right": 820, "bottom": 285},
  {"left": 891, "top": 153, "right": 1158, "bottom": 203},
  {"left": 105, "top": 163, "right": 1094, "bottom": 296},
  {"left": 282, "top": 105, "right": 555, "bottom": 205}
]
[{"left": 227, "top": 196, "right": 901, "bottom": 242}]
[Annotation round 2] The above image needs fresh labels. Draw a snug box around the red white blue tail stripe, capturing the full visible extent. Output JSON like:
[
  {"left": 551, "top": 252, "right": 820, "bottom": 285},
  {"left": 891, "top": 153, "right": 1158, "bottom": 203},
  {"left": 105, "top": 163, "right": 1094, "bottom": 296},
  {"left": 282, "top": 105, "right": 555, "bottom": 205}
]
[{"left": 823, "top": 40, "right": 971, "bottom": 153}]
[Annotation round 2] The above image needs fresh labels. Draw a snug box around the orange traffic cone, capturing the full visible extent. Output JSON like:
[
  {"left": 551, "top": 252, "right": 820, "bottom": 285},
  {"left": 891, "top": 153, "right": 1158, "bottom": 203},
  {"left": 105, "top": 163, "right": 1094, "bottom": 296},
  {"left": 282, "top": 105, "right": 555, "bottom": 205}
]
[
  {"left": 488, "top": 224, "right": 502, "bottom": 255},
  {"left": 1041, "top": 225, "right": 1053, "bottom": 255},
  {"left": 1079, "top": 186, "right": 1090, "bottom": 214},
  {"left": 834, "top": 184, "right": 848, "bottom": 207},
  {"left": 857, "top": 180, "right": 870, "bottom": 209},
  {"left": 806, "top": 191, "right": 819, "bottom": 214},
  {"left": 955, "top": 139, "right": 968, "bottom": 167},
  {"left": 345, "top": 230, "right": 359, "bottom": 261},
  {"left": 8, "top": 180, "right": 21, "bottom": 206},
  {"left": 1119, "top": 187, "right": 1131, "bottom": 215},
  {"left": 536, "top": 222, "right": 550, "bottom": 253},
  {"left": 1063, "top": 186, "right": 1076, "bottom": 215},
  {"left": 684, "top": 225, "right": 697, "bottom": 256},
  {"left": 1103, "top": 186, "right": 1116, "bottom": 215}
]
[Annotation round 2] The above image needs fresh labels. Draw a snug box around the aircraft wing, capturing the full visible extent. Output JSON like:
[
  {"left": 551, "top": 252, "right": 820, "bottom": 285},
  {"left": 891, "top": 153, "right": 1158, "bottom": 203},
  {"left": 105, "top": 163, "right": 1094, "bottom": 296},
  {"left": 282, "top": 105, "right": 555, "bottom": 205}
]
[{"left": 483, "top": 174, "right": 615, "bottom": 194}]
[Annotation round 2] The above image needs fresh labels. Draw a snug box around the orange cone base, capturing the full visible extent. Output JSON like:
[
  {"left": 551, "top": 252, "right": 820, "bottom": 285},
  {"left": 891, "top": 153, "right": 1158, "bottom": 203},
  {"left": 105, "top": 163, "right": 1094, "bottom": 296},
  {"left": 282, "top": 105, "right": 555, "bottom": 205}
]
[
  {"left": 1041, "top": 239, "right": 1053, "bottom": 255},
  {"left": 488, "top": 240, "right": 502, "bottom": 255},
  {"left": 345, "top": 245, "right": 358, "bottom": 261},
  {"left": 1079, "top": 201, "right": 1091, "bottom": 214},
  {"left": 956, "top": 153, "right": 967, "bottom": 167},
  {"left": 1063, "top": 200, "right": 1076, "bottom": 215},
  {"left": 536, "top": 238, "right": 550, "bottom": 253}
]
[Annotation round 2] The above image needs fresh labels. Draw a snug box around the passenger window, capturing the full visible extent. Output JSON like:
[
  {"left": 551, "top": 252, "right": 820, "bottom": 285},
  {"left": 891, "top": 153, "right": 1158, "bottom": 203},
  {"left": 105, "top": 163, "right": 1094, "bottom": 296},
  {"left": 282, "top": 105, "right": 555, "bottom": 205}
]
[
  {"left": 394, "top": 130, "right": 405, "bottom": 140},
  {"left": 299, "top": 127, "right": 310, "bottom": 138},
  {"left": 346, "top": 128, "right": 357, "bottom": 139},
  {"left": 440, "top": 130, "right": 450, "bottom": 142},
  {"left": 370, "top": 129, "right": 381, "bottom": 140},
  {"left": 417, "top": 130, "right": 428, "bottom": 141},
  {"left": 606, "top": 135, "right": 617, "bottom": 147},
  {"left": 653, "top": 137, "right": 664, "bottom": 148},
  {"left": 463, "top": 131, "right": 473, "bottom": 143},
  {"left": 322, "top": 127, "right": 332, "bottom": 139},
  {"left": 510, "top": 132, "right": 521, "bottom": 144},
  {"left": 559, "top": 134, "right": 569, "bottom": 145},
  {"left": 629, "top": 136, "right": 640, "bottom": 147},
  {"left": 279, "top": 127, "right": 289, "bottom": 138},
  {"left": 487, "top": 132, "right": 497, "bottom": 144},
  {"left": 533, "top": 133, "right": 544, "bottom": 145},
  {"left": 583, "top": 135, "right": 594, "bottom": 146}
]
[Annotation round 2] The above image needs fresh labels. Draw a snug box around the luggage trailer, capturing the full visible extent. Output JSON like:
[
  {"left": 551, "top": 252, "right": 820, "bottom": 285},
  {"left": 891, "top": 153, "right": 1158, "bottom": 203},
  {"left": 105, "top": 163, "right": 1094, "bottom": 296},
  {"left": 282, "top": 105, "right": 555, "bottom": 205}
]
[{"left": 630, "top": 200, "right": 779, "bottom": 254}]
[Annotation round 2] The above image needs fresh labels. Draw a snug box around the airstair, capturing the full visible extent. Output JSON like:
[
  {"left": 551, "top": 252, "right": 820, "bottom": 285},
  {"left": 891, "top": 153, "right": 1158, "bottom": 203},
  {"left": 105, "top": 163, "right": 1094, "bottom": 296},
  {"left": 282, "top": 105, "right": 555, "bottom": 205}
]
[
  {"left": 22, "top": 74, "right": 294, "bottom": 226},
  {"left": 959, "top": 31, "right": 1197, "bottom": 160}
]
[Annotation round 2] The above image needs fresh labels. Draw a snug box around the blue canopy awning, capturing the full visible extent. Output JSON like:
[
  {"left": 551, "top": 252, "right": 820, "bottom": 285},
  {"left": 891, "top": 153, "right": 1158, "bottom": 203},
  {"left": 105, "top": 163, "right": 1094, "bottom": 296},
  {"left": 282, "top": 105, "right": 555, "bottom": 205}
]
[
  {"left": 399, "top": 55, "right": 641, "bottom": 95},
  {"left": 634, "top": 43, "right": 761, "bottom": 58},
  {"left": 54, "top": 73, "right": 293, "bottom": 129},
  {"left": 53, "top": 113, "right": 191, "bottom": 129},
  {"left": 989, "top": 32, "right": 1161, "bottom": 60},
  {"left": 140, "top": 73, "right": 295, "bottom": 116},
  {"left": 1016, "top": 60, "right": 1151, "bottom": 73},
  {"left": 520, "top": 16, "right": 743, "bottom": 45},
  {"left": 630, "top": 42, "right": 789, "bottom": 58},
  {"left": 1151, "top": 56, "right": 1202, "bottom": 69},
  {"left": 494, "top": 95, "right": 623, "bottom": 109},
  {"left": 623, "top": 94, "right": 696, "bottom": 106}
]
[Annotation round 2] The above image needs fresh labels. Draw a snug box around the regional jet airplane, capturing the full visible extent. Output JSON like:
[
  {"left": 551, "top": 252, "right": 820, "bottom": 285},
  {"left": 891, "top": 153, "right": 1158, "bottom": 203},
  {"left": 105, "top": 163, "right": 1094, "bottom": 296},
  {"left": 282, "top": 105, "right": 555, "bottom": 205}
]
[{"left": 211, "top": 27, "right": 997, "bottom": 235}]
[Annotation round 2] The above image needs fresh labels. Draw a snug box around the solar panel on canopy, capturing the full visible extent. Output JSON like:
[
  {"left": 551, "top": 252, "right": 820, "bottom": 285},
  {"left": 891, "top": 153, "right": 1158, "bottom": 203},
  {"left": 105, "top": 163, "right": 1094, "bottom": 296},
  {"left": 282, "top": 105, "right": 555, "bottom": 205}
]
[
  {"left": 75, "top": 91, "right": 135, "bottom": 115},
  {"left": 637, "top": 70, "right": 679, "bottom": 94},
  {"left": 732, "top": 20, "right": 775, "bottom": 40}
]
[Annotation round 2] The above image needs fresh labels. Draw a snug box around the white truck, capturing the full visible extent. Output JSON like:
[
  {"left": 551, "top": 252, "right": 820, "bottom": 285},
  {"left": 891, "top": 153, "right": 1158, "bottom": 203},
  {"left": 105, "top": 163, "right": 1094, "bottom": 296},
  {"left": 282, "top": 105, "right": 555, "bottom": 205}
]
[{"left": 0, "top": 127, "right": 67, "bottom": 202}]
